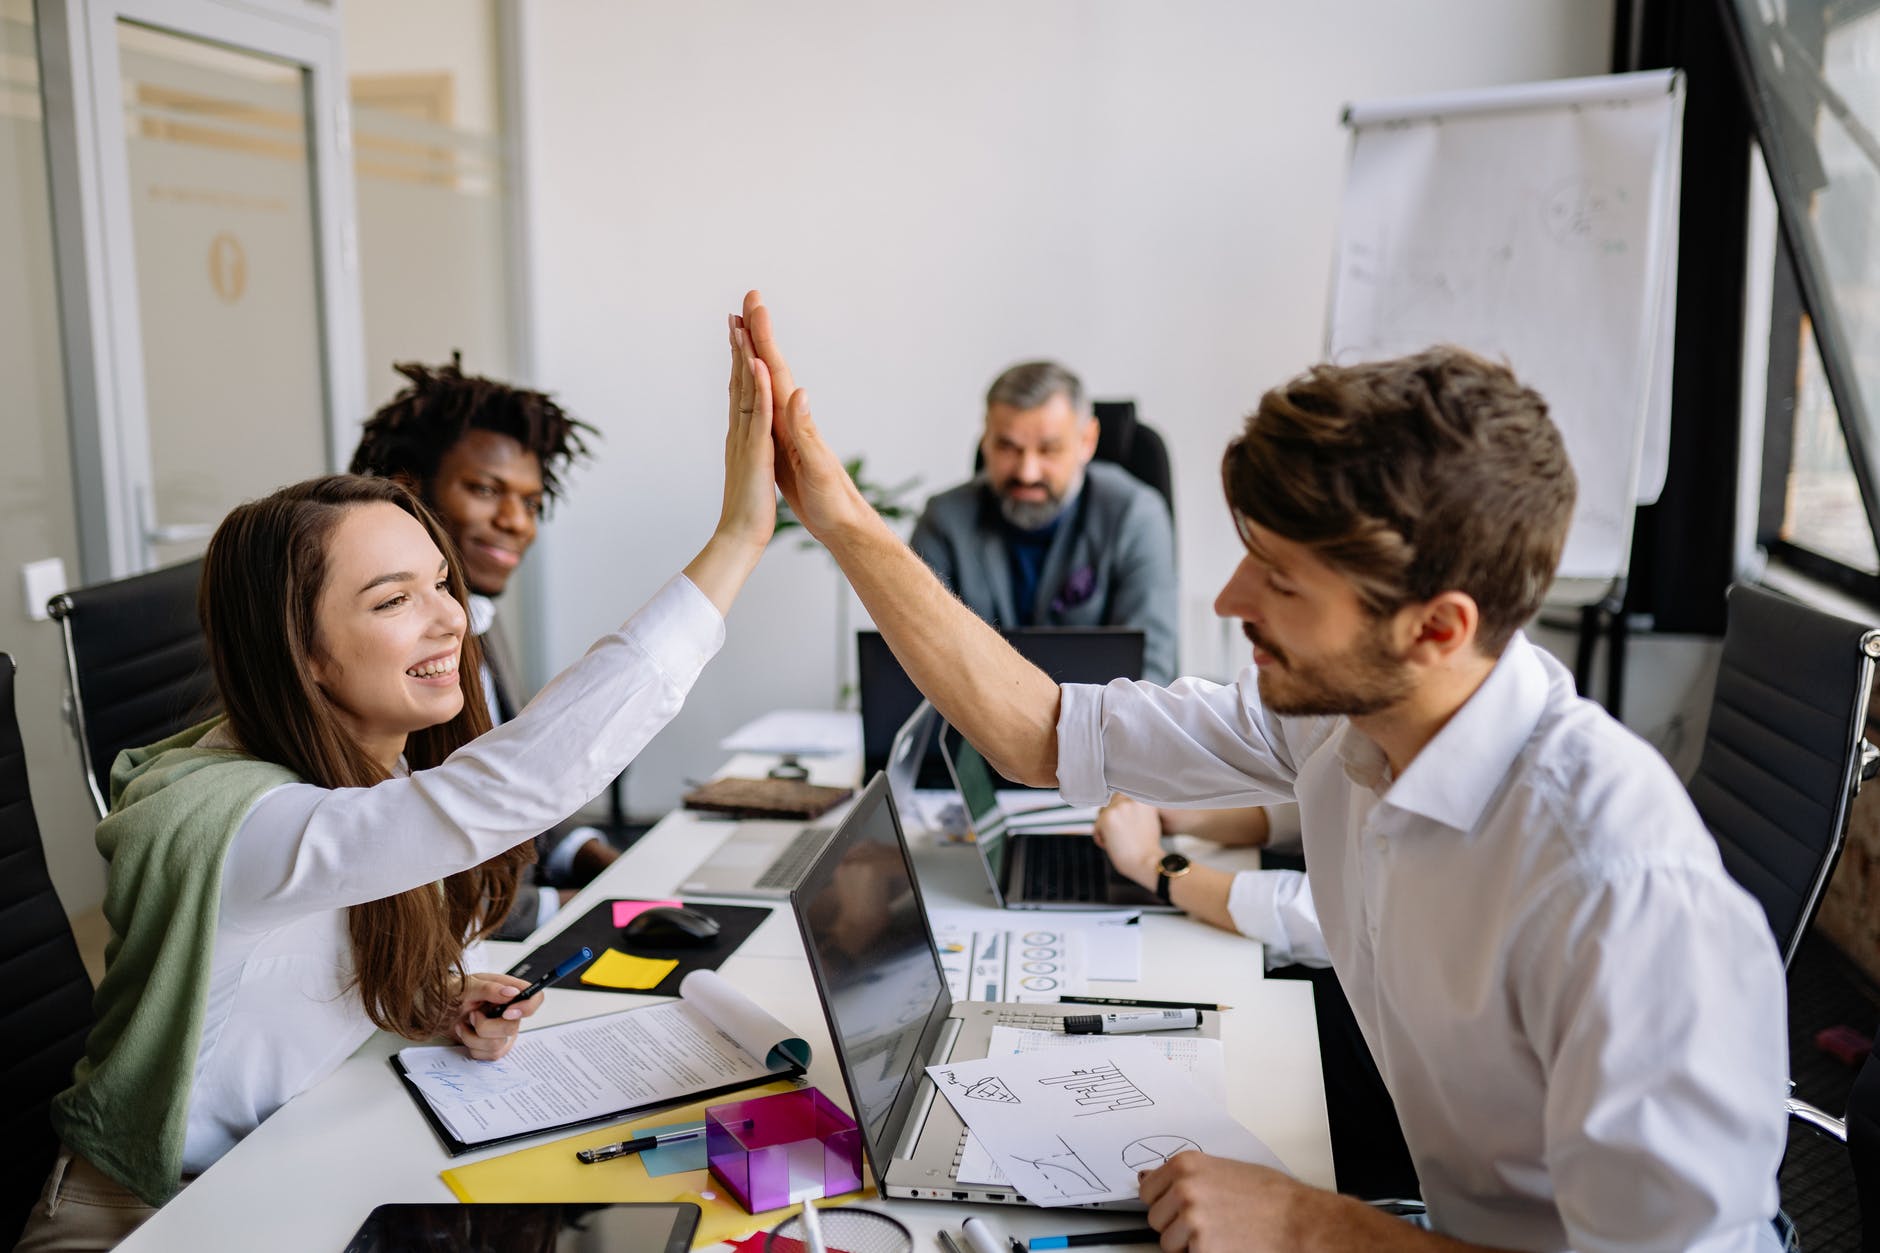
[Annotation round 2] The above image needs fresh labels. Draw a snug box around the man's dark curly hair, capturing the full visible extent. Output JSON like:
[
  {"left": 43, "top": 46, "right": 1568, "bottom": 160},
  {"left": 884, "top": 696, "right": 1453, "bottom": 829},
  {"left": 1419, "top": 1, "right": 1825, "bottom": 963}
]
[{"left": 348, "top": 352, "right": 597, "bottom": 507}]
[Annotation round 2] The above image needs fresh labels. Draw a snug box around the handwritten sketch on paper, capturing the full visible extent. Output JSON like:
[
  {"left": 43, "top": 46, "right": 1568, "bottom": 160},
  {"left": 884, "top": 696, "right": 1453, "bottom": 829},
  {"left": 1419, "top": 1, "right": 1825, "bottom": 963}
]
[{"left": 927, "top": 1037, "right": 1289, "bottom": 1206}]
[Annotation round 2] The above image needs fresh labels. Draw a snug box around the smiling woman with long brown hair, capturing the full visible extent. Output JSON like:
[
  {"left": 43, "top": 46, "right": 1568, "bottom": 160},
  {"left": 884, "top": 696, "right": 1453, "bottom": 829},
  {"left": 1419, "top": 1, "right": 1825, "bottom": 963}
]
[{"left": 18, "top": 313, "right": 781, "bottom": 1253}]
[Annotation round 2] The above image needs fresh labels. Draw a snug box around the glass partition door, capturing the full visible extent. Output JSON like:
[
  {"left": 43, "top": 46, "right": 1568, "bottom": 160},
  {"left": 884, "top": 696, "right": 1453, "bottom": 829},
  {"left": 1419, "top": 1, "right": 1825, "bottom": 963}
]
[{"left": 38, "top": 0, "right": 364, "bottom": 577}]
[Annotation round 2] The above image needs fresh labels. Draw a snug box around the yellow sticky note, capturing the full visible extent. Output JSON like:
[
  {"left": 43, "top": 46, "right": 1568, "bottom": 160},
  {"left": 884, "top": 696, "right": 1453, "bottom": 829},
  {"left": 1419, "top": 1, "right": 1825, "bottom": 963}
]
[{"left": 581, "top": 947, "right": 679, "bottom": 990}]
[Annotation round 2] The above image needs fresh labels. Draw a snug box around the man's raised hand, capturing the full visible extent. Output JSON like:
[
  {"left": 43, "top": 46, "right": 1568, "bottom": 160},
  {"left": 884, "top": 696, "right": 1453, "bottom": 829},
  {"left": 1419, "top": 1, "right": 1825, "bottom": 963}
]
[{"left": 741, "top": 290, "right": 874, "bottom": 542}]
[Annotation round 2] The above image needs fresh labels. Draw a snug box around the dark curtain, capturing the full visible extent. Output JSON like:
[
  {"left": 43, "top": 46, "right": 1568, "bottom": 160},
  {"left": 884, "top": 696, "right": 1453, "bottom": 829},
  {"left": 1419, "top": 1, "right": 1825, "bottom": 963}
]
[{"left": 1613, "top": 0, "right": 1754, "bottom": 635}]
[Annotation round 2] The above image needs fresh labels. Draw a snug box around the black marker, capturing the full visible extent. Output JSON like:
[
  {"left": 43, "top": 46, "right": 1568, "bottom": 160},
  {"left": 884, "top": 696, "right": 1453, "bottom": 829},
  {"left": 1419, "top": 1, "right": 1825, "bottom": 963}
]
[
  {"left": 1058, "top": 995, "right": 1228, "bottom": 1012},
  {"left": 483, "top": 946, "right": 594, "bottom": 1017},
  {"left": 1063, "top": 1009, "right": 1200, "bottom": 1035}
]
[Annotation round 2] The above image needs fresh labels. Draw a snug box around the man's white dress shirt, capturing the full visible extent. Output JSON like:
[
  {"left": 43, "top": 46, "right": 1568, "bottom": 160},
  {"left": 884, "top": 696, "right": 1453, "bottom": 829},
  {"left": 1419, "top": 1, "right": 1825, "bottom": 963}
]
[
  {"left": 179, "top": 576, "right": 722, "bottom": 1173},
  {"left": 1057, "top": 632, "right": 1787, "bottom": 1253}
]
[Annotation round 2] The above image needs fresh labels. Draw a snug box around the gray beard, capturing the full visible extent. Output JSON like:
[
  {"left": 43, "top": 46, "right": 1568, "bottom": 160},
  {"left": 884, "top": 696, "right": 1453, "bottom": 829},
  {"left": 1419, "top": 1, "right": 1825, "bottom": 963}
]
[
  {"left": 997, "top": 492, "right": 1068, "bottom": 531},
  {"left": 995, "top": 473, "right": 1084, "bottom": 531}
]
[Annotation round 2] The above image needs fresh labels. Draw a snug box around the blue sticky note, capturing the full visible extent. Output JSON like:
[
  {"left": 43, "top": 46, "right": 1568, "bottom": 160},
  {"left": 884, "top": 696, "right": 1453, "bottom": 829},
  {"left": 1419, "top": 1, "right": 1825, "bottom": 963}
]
[{"left": 628, "top": 1118, "right": 708, "bottom": 1177}]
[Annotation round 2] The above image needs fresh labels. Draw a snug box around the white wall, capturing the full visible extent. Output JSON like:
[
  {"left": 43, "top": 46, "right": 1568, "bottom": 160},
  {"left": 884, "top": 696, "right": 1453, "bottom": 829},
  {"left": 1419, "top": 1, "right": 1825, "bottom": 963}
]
[{"left": 520, "top": 2, "right": 1615, "bottom": 816}]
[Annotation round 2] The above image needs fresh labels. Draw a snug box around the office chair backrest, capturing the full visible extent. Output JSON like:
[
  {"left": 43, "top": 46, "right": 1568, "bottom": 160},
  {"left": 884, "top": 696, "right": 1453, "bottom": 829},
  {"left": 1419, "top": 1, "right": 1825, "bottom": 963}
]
[
  {"left": 972, "top": 398, "right": 1176, "bottom": 530},
  {"left": 1689, "top": 583, "right": 1880, "bottom": 968},
  {"left": 47, "top": 558, "right": 216, "bottom": 819},
  {"left": 1090, "top": 400, "right": 1174, "bottom": 521},
  {"left": 0, "top": 653, "right": 95, "bottom": 1247}
]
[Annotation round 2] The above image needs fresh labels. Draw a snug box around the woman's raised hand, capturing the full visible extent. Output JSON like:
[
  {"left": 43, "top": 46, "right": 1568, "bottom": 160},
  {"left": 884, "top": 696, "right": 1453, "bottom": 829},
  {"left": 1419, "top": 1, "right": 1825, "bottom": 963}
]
[
  {"left": 719, "top": 311, "right": 778, "bottom": 552},
  {"left": 681, "top": 307, "right": 781, "bottom": 615}
]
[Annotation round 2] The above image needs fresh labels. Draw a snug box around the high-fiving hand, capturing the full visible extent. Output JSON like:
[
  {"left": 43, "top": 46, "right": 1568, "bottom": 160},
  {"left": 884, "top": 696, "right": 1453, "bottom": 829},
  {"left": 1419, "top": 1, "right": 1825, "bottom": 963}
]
[
  {"left": 720, "top": 309, "right": 777, "bottom": 553},
  {"left": 742, "top": 289, "right": 876, "bottom": 542}
]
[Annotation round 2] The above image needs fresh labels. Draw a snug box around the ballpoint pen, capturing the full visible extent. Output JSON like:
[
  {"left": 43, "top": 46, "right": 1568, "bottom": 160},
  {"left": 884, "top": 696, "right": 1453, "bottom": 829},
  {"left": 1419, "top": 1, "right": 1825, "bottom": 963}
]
[
  {"left": 1028, "top": 1229, "right": 1159, "bottom": 1249},
  {"left": 937, "top": 1231, "right": 966, "bottom": 1253},
  {"left": 484, "top": 946, "right": 594, "bottom": 1017},
  {"left": 575, "top": 1118, "right": 752, "bottom": 1163},
  {"left": 576, "top": 1125, "right": 707, "bottom": 1164}
]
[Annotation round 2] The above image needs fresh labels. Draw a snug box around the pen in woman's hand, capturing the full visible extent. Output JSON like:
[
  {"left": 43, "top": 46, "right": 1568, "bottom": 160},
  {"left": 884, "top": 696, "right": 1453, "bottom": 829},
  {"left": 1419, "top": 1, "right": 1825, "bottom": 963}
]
[{"left": 483, "top": 947, "right": 594, "bottom": 1018}]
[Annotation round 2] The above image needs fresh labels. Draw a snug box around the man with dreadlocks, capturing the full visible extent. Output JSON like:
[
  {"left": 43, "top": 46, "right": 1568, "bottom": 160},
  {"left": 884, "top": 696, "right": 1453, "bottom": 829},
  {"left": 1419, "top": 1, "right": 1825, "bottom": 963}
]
[{"left": 350, "top": 354, "right": 610, "bottom": 936}]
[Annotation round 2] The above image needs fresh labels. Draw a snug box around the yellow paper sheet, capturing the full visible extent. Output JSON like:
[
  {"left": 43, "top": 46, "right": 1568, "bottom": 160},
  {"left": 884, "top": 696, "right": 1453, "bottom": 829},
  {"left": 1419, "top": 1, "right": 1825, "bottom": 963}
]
[
  {"left": 439, "top": 1080, "right": 870, "bottom": 1247},
  {"left": 581, "top": 947, "right": 679, "bottom": 990}
]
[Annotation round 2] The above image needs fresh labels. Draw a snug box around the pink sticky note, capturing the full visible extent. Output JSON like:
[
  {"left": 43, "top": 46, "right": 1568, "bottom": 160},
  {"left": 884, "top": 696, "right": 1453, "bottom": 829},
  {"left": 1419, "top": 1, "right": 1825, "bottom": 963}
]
[{"left": 612, "top": 898, "right": 683, "bottom": 928}]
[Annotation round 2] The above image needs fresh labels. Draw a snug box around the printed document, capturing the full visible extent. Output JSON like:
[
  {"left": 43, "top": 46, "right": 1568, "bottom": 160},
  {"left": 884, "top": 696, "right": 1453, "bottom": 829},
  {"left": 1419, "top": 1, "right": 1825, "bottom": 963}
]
[{"left": 397, "top": 970, "right": 806, "bottom": 1147}]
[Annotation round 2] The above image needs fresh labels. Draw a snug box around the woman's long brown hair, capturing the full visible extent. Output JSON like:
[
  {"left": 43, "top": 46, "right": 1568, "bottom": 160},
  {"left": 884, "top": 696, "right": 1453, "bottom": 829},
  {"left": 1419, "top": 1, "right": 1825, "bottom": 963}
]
[{"left": 199, "top": 475, "right": 530, "bottom": 1039}]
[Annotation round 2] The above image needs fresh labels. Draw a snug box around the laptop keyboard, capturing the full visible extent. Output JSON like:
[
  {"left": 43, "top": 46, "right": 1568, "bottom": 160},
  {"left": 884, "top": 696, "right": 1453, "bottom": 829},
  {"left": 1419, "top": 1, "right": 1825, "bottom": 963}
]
[
  {"left": 949, "top": 1008, "right": 1066, "bottom": 1183},
  {"left": 1019, "top": 835, "right": 1113, "bottom": 903},
  {"left": 750, "top": 826, "right": 833, "bottom": 890}
]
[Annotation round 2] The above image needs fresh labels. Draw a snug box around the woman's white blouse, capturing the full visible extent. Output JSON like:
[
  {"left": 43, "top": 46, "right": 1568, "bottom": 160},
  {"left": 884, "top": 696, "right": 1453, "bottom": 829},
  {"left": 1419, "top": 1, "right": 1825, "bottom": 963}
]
[{"left": 179, "top": 575, "right": 723, "bottom": 1172}]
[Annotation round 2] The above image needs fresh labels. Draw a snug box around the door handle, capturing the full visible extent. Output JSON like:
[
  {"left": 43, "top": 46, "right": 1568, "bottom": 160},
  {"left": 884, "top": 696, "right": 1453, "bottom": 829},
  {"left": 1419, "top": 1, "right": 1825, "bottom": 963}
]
[{"left": 145, "top": 522, "right": 216, "bottom": 545}]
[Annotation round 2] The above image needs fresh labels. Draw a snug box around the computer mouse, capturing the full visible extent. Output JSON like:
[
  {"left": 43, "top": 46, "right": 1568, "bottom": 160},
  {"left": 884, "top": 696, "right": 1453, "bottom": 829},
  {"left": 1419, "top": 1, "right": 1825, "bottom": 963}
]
[{"left": 622, "top": 906, "right": 722, "bottom": 947}]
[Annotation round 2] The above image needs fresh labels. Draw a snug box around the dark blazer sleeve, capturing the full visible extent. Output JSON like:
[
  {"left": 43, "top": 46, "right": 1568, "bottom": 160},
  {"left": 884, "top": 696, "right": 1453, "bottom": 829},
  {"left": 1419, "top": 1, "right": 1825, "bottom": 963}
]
[{"left": 910, "top": 500, "right": 960, "bottom": 594}]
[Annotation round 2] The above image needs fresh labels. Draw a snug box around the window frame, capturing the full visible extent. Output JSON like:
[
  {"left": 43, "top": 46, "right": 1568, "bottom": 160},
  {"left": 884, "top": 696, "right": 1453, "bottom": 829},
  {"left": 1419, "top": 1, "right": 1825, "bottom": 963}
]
[{"left": 1721, "top": 0, "right": 1880, "bottom": 606}]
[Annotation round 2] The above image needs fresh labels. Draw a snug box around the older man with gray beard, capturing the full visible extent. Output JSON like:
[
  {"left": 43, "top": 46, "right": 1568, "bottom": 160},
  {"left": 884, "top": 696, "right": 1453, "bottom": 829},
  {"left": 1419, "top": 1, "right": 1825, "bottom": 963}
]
[{"left": 909, "top": 360, "right": 1179, "bottom": 682}]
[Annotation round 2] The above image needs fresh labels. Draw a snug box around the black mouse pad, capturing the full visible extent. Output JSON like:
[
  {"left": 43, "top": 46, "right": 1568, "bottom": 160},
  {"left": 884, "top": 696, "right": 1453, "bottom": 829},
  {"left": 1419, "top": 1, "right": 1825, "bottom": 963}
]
[{"left": 505, "top": 898, "right": 772, "bottom": 998}]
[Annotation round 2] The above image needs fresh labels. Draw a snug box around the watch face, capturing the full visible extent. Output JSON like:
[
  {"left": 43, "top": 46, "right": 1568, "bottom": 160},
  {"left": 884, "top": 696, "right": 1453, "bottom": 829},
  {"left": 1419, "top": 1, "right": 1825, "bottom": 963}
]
[{"left": 1158, "top": 853, "right": 1192, "bottom": 875}]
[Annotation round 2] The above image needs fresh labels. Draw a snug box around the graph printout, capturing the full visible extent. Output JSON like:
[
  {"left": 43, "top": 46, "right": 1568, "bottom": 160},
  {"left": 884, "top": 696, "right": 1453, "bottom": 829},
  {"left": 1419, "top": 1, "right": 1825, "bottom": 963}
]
[{"left": 926, "top": 1037, "right": 1288, "bottom": 1206}]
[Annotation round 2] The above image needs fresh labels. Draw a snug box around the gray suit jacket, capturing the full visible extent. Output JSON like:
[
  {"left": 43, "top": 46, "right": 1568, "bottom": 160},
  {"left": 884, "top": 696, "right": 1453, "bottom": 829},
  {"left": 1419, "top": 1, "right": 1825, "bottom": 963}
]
[{"left": 909, "top": 461, "right": 1178, "bottom": 683}]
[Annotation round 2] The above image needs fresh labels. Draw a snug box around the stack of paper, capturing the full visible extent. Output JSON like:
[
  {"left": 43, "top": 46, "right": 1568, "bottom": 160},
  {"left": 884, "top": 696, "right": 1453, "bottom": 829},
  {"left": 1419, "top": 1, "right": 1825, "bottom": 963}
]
[{"left": 929, "top": 1036, "right": 1288, "bottom": 1206}]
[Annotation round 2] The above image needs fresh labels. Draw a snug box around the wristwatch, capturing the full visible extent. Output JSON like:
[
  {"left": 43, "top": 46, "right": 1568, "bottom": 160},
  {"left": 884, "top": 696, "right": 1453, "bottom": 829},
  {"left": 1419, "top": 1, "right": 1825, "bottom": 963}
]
[{"left": 1154, "top": 852, "right": 1192, "bottom": 904}]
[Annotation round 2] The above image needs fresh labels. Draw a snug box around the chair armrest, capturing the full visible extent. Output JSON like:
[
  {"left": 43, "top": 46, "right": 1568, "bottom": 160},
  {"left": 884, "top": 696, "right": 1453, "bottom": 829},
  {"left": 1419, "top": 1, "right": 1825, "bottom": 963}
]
[{"left": 1789, "top": 1094, "right": 1849, "bottom": 1142}]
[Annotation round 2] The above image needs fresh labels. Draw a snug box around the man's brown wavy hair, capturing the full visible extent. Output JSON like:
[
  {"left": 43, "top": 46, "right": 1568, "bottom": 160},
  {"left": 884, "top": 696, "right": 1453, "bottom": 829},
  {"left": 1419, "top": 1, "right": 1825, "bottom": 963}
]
[
  {"left": 199, "top": 474, "right": 530, "bottom": 1039},
  {"left": 1223, "top": 346, "right": 1576, "bottom": 656}
]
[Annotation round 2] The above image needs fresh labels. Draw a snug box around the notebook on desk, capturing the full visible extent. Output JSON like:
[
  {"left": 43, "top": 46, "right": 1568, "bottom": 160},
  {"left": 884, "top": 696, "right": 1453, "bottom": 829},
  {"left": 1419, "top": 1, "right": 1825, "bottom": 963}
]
[
  {"left": 787, "top": 771, "right": 1215, "bottom": 1206},
  {"left": 677, "top": 701, "right": 938, "bottom": 901},
  {"left": 941, "top": 724, "right": 1168, "bottom": 912}
]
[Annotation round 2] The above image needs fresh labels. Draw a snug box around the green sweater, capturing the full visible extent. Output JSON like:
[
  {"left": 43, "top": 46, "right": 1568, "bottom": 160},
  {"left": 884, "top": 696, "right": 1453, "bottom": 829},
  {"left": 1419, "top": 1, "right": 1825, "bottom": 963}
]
[{"left": 50, "top": 720, "right": 299, "bottom": 1206}]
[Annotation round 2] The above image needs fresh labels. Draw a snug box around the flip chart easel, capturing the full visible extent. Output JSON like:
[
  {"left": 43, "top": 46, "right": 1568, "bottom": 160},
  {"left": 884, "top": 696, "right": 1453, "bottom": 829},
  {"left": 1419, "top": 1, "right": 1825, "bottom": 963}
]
[{"left": 1328, "top": 70, "right": 1686, "bottom": 713}]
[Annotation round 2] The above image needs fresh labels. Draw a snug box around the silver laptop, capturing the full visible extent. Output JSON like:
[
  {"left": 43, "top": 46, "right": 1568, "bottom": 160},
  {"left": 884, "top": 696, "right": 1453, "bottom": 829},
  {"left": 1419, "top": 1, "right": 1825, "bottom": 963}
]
[
  {"left": 941, "top": 725, "right": 1168, "bottom": 912},
  {"left": 678, "top": 702, "right": 939, "bottom": 900},
  {"left": 788, "top": 772, "right": 1217, "bottom": 1205}
]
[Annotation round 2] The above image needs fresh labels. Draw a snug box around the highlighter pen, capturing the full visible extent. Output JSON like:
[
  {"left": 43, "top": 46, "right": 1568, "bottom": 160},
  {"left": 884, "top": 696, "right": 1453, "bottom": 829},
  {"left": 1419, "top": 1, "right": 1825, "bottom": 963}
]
[
  {"left": 483, "top": 946, "right": 594, "bottom": 1017},
  {"left": 1029, "top": 1229, "right": 1159, "bottom": 1249},
  {"left": 1062, "top": 1008, "right": 1199, "bottom": 1035}
]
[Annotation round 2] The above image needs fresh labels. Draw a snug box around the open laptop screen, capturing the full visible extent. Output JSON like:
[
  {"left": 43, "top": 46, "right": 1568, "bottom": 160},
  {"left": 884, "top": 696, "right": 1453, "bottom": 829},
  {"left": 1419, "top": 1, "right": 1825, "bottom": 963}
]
[
  {"left": 790, "top": 774, "right": 953, "bottom": 1178},
  {"left": 941, "top": 725, "right": 1009, "bottom": 889},
  {"left": 885, "top": 701, "right": 939, "bottom": 821},
  {"left": 859, "top": 627, "right": 1146, "bottom": 784}
]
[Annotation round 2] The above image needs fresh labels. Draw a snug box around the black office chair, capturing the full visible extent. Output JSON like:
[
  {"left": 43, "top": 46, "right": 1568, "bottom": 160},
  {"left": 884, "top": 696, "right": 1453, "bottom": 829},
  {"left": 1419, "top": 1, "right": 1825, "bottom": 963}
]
[
  {"left": 1776, "top": 1028, "right": 1880, "bottom": 1249},
  {"left": 1688, "top": 583, "right": 1880, "bottom": 969},
  {"left": 47, "top": 558, "right": 217, "bottom": 819},
  {"left": 973, "top": 398, "right": 1176, "bottom": 532},
  {"left": 0, "top": 653, "right": 95, "bottom": 1247}
]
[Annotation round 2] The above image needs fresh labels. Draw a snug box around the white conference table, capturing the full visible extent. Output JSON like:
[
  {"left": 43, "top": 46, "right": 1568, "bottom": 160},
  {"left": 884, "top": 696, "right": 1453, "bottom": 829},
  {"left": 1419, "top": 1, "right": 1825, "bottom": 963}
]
[{"left": 119, "top": 749, "right": 1330, "bottom": 1251}]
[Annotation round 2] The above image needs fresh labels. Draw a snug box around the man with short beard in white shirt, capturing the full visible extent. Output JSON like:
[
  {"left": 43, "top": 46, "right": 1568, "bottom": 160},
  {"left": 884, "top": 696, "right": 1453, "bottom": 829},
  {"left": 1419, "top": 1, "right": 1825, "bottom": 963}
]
[{"left": 743, "top": 289, "right": 1787, "bottom": 1253}]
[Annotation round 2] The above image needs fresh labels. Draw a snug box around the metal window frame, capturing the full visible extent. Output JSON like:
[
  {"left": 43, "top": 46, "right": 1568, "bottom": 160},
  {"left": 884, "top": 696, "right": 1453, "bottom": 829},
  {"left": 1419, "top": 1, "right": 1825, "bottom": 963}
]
[{"left": 1719, "top": 0, "right": 1880, "bottom": 601}]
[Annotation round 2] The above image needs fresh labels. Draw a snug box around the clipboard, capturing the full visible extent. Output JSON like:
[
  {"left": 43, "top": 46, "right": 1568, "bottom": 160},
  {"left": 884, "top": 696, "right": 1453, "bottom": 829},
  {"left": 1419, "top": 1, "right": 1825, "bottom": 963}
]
[
  {"left": 391, "top": 976, "right": 811, "bottom": 1157},
  {"left": 390, "top": 1053, "right": 805, "bottom": 1158}
]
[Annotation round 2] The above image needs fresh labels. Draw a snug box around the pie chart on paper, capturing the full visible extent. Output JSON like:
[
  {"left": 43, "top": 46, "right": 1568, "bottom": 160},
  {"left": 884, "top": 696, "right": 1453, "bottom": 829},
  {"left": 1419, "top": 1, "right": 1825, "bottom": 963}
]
[{"left": 1121, "top": 1136, "right": 1201, "bottom": 1171}]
